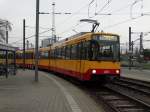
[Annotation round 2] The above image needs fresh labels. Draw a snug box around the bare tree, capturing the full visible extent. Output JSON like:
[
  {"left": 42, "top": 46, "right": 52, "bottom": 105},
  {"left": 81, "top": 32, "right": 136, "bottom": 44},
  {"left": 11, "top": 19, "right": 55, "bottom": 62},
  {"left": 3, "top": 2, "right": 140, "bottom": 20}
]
[{"left": 0, "top": 19, "right": 12, "bottom": 43}]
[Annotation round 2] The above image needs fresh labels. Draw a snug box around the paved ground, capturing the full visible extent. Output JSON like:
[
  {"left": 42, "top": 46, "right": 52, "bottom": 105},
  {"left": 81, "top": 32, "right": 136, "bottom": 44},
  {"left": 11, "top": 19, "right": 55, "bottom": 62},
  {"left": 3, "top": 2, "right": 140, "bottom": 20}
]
[
  {"left": 0, "top": 70, "right": 104, "bottom": 112},
  {"left": 121, "top": 67, "right": 150, "bottom": 82}
]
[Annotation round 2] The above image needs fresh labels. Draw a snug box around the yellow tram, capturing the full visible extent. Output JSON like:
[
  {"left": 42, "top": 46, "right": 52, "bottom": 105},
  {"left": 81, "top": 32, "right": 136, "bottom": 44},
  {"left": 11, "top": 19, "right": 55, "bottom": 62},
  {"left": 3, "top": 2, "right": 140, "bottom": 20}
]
[{"left": 16, "top": 32, "right": 120, "bottom": 81}]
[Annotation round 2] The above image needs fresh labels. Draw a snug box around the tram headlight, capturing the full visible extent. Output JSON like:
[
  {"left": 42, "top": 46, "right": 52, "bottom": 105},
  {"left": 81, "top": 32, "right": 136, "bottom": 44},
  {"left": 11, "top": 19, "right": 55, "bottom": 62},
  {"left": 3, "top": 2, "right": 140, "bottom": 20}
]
[
  {"left": 92, "top": 70, "right": 96, "bottom": 74},
  {"left": 116, "top": 70, "right": 120, "bottom": 74}
]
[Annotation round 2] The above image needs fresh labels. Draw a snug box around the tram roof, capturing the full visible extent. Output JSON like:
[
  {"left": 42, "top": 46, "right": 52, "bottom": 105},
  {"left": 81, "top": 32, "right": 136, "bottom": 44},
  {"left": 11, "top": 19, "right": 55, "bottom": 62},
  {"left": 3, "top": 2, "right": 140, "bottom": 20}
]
[{"left": 51, "top": 32, "right": 119, "bottom": 48}]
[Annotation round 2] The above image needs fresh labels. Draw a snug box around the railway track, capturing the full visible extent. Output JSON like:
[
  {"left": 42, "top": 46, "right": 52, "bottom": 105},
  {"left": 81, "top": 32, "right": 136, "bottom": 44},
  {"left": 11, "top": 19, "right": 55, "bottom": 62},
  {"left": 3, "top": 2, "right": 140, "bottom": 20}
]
[
  {"left": 80, "top": 78, "right": 150, "bottom": 112},
  {"left": 53, "top": 72, "right": 150, "bottom": 112},
  {"left": 110, "top": 77, "right": 150, "bottom": 106}
]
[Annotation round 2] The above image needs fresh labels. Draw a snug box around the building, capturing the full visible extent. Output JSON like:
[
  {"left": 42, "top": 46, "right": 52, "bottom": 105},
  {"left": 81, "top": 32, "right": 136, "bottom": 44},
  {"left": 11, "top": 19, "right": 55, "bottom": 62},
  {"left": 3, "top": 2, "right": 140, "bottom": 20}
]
[
  {"left": 41, "top": 38, "right": 53, "bottom": 47},
  {"left": 41, "top": 36, "right": 61, "bottom": 47}
]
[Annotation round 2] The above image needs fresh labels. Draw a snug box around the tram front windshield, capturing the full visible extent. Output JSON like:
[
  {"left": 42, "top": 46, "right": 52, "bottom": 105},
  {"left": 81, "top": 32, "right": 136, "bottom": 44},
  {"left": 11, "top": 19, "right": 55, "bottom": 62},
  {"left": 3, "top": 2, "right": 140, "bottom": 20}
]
[{"left": 91, "top": 35, "right": 120, "bottom": 61}]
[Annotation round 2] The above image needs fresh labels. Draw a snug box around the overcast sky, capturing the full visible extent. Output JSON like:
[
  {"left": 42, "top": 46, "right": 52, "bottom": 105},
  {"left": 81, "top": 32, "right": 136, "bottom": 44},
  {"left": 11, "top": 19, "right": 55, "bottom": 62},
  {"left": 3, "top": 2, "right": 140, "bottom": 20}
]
[{"left": 0, "top": 0, "right": 150, "bottom": 48}]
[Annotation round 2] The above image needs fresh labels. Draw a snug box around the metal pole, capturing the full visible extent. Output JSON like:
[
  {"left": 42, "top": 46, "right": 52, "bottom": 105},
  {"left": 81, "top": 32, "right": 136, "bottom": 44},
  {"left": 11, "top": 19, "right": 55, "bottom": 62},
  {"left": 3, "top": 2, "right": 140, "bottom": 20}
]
[
  {"left": 131, "top": 41, "right": 134, "bottom": 54},
  {"left": 129, "top": 27, "right": 132, "bottom": 69},
  {"left": 6, "top": 21, "right": 8, "bottom": 78},
  {"left": 140, "top": 32, "right": 143, "bottom": 54},
  {"left": 129, "top": 27, "right": 132, "bottom": 52},
  {"left": 52, "top": 2, "right": 56, "bottom": 43},
  {"left": 23, "top": 19, "right": 26, "bottom": 71},
  {"left": 6, "top": 21, "right": 8, "bottom": 44},
  {"left": 35, "top": 0, "right": 40, "bottom": 82},
  {"left": 13, "top": 51, "right": 16, "bottom": 75}
]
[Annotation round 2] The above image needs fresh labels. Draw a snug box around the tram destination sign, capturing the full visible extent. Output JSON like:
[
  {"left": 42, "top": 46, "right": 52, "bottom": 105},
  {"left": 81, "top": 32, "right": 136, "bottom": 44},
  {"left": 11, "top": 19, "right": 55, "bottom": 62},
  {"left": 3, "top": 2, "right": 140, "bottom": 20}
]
[{"left": 93, "top": 35, "right": 118, "bottom": 41}]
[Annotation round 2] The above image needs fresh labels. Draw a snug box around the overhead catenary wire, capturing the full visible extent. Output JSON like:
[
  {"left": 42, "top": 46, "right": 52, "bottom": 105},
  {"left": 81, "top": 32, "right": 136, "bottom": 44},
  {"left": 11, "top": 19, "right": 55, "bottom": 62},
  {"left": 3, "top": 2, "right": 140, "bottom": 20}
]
[
  {"left": 96, "top": 0, "right": 112, "bottom": 14},
  {"left": 11, "top": 0, "right": 150, "bottom": 46},
  {"left": 56, "top": 0, "right": 91, "bottom": 27},
  {"left": 102, "top": 15, "right": 143, "bottom": 30},
  {"left": 130, "top": 0, "right": 143, "bottom": 19},
  {"left": 57, "top": 2, "right": 143, "bottom": 33},
  {"left": 88, "top": 0, "right": 95, "bottom": 18},
  {"left": 25, "top": 25, "right": 51, "bottom": 30},
  {"left": 58, "top": 0, "right": 136, "bottom": 35},
  {"left": 11, "top": 29, "right": 51, "bottom": 44},
  {"left": 10, "top": 0, "right": 91, "bottom": 45}
]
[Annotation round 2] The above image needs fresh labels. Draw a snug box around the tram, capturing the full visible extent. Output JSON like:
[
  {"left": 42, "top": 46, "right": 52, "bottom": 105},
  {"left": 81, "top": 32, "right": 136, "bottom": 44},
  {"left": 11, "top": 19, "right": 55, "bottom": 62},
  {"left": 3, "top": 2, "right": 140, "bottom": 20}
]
[
  {"left": 16, "top": 32, "right": 120, "bottom": 81},
  {"left": 0, "top": 43, "right": 16, "bottom": 77}
]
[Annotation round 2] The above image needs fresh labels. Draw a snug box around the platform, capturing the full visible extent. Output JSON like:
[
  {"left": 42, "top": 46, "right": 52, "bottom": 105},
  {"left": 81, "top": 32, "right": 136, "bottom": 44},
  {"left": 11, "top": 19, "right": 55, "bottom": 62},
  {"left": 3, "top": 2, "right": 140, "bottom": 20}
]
[
  {"left": 0, "top": 70, "right": 104, "bottom": 112},
  {"left": 121, "top": 67, "right": 150, "bottom": 82}
]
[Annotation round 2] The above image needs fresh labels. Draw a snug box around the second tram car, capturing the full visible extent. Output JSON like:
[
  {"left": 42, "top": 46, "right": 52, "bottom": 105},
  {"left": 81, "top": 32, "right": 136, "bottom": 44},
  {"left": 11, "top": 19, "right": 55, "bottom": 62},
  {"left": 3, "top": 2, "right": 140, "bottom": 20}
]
[{"left": 16, "top": 32, "right": 120, "bottom": 81}]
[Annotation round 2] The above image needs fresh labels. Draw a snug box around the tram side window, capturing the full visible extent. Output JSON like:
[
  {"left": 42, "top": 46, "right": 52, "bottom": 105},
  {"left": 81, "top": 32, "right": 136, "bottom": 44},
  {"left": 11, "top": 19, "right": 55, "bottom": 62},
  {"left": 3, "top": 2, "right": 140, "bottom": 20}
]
[
  {"left": 41, "top": 51, "right": 49, "bottom": 59},
  {"left": 50, "top": 50, "right": 55, "bottom": 59},
  {"left": 71, "top": 44, "right": 77, "bottom": 60},
  {"left": 54, "top": 49, "right": 58, "bottom": 59},
  {"left": 81, "top": 41, "right": 90, "bottom": 60},
  {"left": 77, "top": 43, "right": 82, "bottom": 59},
  {"left": 80, "top": 42, "right": 86, "bottom": 60},
  {"left": 20, "top": 53, "right": 23, "bottom": 59},
  {"left": 31, "top": 53, "right": 33, "bottom": 59},
  {"left": 62, "top": 47, "right": 66, "bottom": 59},
  {"left": 57, "top": 48, "right": 62, "bottom": 59},
  {"left": 86, "top": 41, "right": 91, "bottom": 60},
  {"left": 16, "top": 53, "right": 20, "bottom": 59},
  {"left": 75, "top": 41, "right": 91, "bottom": 60},
  {"left": 65, "top": 46, "right": 71, "bottom": 59},
  {"left": 25, "top": 53, "right": 33, "bottom": 59},
  {"left": 55, "top": 48, "right": 62, "bottom": 59},
  {"left": 25, "top": 53, "right": 28, "bottom": 59},
  {"left": 18, "top": 53, "right": 21, "bottom": 59}
]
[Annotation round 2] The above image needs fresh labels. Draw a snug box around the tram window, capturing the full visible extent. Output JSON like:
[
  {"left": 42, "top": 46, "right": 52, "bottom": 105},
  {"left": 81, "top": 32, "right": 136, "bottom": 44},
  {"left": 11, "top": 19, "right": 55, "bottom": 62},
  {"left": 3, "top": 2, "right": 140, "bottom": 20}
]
[
  {"left": 57, "top": 48, "right": 62, "bottom": 59},
  {"left": 18, "top": 53, "right": 20, "bottom": 59},
  {"left": 60, "top": 48, "right": 63, "bottom": 59},
  {"left": 25, "top": 53, "right": 32, "bottom": 59},
  {"left": 44, "top": 52, "right": 49, "bottom": 59},
  {"left": 16, "top": 53, "right": 21, "bottom": 59},
  {"left": 80, "top": 42, "right": 84, "bottom": 60},
  {"left": 50, "top": 50, "right": 55, "bottom": 59},
  {"left": 54, "top": 49, "right": 58, "bottom": 59},
  {"left": 61, "top": 47, "right": 65, "bottom": 59},
  {"left": 55, "top": 48, "right": 61, "bottom": 59},
  {"left": 50, "top": 51, "right": 52, "bottom": 58},
  {"left": 56, "top": 49, "right": 58, "bottom": 59},
  {"left": 25, "top": 53, "right": 28, "bottom": 59},
  {"left": 41, "top": 51, "right": 49, "bottom": 59},
  {"left": 79, "top": 41, "right": 89, "bottom": 60},
  {"left": 20, "top": 53, "right": 23, "bottom": 59},
  {"left": 66, "top": 46, "right": 71, "bottom": 59},
  {"left": 31, "top": 53, "right": 33, "bottom": 59},
  {"left": 71, "top": 44, "right": 77, "bottom": 60},
  {"left": 18, "top": 53, "right": 21, "bottom": 59},
  {"left": 77, "top": 43, "right": 82, "bottom": 59}
]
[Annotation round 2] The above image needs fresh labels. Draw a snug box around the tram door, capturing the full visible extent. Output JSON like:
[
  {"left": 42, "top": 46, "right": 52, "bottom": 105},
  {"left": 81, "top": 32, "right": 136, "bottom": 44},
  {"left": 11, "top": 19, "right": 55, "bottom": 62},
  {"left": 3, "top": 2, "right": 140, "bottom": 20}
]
[{"left": 76, "top": 41, "right": 85, "bottom": 79}]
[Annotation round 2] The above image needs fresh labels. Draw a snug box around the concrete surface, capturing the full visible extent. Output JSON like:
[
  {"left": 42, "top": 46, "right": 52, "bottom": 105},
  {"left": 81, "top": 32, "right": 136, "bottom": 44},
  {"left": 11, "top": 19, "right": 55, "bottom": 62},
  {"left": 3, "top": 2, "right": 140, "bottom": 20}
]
[
  {"left": 121, "top": 67, "right": 150, "bottom": 82},
  {"left": 0, "top": 70, "right": 105, "bottom": 112}
]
